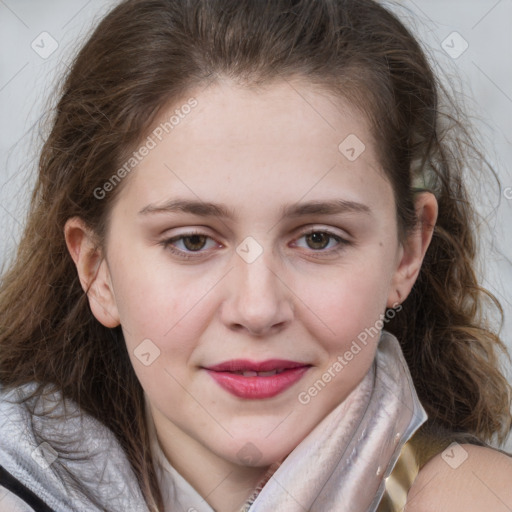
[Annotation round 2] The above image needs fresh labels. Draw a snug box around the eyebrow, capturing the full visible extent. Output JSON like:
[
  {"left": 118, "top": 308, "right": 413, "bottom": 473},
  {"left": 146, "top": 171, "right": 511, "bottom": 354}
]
[{"left": 138, "top": 198, "right": 372, "bottom": 219}]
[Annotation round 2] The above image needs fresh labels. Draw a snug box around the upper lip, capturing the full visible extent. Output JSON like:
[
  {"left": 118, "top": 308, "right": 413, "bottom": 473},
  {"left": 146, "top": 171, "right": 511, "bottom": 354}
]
[{"left": 205, "top": 359, "right": 309, "bottom": 372}]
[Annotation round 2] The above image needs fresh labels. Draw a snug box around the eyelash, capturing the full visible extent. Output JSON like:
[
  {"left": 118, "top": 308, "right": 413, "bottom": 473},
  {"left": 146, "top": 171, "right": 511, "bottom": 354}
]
[{"left": 159, "top": 228, "right": 351, "bottom": 260}]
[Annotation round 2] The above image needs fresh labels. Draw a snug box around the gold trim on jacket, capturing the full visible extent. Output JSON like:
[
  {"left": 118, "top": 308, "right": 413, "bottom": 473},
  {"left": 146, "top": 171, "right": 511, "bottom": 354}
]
[{"left": 377, "top": 423, "right": 488, "bottom": 511}]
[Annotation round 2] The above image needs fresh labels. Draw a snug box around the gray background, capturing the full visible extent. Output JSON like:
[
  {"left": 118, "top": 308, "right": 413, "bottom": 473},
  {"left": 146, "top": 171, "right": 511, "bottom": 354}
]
[{"left": 1, "top": 0, "right": 511, "bottom": 447}]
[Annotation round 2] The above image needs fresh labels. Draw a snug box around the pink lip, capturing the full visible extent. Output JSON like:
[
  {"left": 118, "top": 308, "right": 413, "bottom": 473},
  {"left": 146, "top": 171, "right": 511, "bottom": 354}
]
[{"left": 204, "top": 359, "right": 311, "bottom": 399}]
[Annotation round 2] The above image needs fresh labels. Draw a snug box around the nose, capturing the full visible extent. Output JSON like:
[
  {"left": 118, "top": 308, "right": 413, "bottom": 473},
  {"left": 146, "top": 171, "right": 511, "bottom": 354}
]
[{"left": 220, "top": 245, "right": 294, "bottom": 337}]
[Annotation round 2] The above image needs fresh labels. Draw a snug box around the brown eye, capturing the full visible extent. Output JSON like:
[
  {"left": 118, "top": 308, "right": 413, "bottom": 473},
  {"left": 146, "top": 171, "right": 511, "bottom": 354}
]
[
  {"left": 305, "top": 232, "right": 332, "bottom": 250},
  {"left": 182, "top": 234, "right": 208, "bottom": 251},
  {"left": 160, "top": 232, "right": 219, "bottom": 259},
  {"left": 293, "top": 229, "right": 350, "bottom": 257}
]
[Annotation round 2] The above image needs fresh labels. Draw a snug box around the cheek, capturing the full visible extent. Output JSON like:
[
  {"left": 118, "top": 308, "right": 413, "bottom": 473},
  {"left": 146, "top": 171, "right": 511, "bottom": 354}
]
[
  {"left": 110, "top": 252, "right": 219, "bottom": 362},
  {"left": 112, "top": 262, "right": 216, "bottom": 406},
  {"left": 294, "top": 255, "right": 396, "bottom": 395},
  {"left": 294, "top": 267, "right": 391, "bottom": 405},
  {"left": 296, "top": 259, "right": 393, "bottom": 341}
]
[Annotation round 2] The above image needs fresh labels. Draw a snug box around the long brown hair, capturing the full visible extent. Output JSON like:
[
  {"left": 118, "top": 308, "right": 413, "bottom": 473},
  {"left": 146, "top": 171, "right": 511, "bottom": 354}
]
[{"left": 1, "top": 0, "right": 510, "bottom": 510}]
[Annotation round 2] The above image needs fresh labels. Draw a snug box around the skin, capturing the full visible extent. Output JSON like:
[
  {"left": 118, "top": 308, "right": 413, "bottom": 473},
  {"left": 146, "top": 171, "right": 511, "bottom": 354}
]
[
  {"left": 406, "top": 445, "right": 512, "bottom": 511},
  {"left": 64, "top": 77, "right": 443, "bottom": 511}
]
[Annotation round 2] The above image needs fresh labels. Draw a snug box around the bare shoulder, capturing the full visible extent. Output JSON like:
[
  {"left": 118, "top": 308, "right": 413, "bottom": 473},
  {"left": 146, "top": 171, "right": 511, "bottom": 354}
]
[{"left": 404, "top": 443, "right": 512, "bottom": 512}]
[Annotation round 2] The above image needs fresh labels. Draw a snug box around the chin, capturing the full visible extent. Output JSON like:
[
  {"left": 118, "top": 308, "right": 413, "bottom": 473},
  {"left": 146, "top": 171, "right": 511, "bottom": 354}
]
[{"left": 218, "top": 436, "right": 297, "bottom": 468}]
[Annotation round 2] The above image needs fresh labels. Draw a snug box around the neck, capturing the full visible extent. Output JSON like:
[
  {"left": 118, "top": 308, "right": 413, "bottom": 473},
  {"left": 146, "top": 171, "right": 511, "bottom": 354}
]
[{"left": 150, "top": 405, "right": 271, "bottom": 512}]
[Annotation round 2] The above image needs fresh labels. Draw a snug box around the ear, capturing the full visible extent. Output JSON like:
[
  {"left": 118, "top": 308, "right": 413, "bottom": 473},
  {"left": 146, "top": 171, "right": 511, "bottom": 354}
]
[
  {"left": 387, "top": 192, "right": 438, "bottom": 307},
  {"left": 64, "top": 216, "right": 120, "bottom": 328}
]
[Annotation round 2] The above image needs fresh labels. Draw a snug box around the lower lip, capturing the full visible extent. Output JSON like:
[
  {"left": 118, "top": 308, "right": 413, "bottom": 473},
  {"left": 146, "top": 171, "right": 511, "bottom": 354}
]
[{"left": 205, "top": 367, "right": 310, "bottom": 399}]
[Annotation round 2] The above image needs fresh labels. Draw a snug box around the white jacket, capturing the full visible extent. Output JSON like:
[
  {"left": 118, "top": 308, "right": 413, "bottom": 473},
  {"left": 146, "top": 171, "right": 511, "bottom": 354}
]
[{"left": 0, "top": 331, "right": 427, "bottom": 512}]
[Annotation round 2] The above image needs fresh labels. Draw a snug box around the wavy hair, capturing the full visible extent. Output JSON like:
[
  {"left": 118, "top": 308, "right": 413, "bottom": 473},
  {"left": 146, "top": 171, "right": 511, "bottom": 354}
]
[{"left": 1, "top": 0, "right": 510, "bottom": 510}]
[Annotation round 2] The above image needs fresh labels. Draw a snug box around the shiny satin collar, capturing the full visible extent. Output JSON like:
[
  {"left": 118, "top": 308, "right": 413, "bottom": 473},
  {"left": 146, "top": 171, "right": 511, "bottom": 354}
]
[{"left": 149, "top": 330, "right": 427, "bottom": 512}]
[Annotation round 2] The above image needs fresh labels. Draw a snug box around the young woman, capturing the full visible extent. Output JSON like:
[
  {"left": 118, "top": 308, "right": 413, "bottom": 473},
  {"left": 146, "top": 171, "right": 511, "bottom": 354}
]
[{"left": 0, "top": 0, "right": 511, "bottom": 511}]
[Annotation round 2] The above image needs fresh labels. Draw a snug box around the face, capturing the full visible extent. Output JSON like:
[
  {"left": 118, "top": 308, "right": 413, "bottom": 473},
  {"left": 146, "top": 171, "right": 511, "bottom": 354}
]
[{"left": 73, "top": 78, "right": 422, "bottom": 471}]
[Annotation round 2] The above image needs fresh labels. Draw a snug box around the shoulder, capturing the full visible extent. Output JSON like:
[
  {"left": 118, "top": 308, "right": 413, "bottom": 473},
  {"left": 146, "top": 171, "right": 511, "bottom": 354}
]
[
  {"left": 0, "top": 382, "right": 149, "bottom": 512},
  {"left": 405, "top": 443, "right": 512, "bottom": 512}
]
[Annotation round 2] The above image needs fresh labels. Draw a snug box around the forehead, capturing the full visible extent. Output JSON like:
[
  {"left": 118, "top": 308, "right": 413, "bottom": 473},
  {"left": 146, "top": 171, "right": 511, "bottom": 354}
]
[
  {"left": 169, "top": 78, "right": 372, "bottom": 152},
  {"left": 111, "top": 78, "right": 392, "bottom": 219}
]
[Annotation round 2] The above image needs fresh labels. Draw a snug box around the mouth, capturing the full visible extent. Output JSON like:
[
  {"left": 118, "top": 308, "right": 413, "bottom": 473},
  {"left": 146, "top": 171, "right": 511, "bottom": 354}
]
[{"left": 203, "top": 359, "right": 312, "bottom": 399}]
